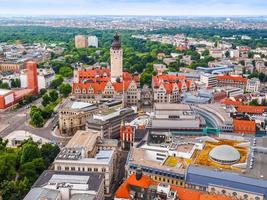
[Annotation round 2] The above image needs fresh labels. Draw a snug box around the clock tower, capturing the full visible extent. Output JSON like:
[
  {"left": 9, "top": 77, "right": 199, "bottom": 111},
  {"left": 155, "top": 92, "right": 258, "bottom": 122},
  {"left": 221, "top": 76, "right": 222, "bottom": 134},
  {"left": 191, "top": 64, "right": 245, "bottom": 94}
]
[{"left": 110, "top": 33, "right": 123, "bottom": 82}]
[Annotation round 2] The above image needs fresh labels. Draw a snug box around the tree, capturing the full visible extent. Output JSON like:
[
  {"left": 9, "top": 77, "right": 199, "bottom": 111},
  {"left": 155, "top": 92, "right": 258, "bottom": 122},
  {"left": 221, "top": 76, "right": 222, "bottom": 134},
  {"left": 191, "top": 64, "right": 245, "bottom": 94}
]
[
  {"left": 0, "top": 154, "right": 17, "bottom": 182},
  {"left": 0, "top": 178, "right": 30, "bottom": 200},
  {"left": 20, "top": 141, "right": 41, "bottom": 164},
  {"left": 11, "top": 78, "right": 21, "bottom": 88},
  {"left": 20, "top": 159, "right": 45, "bottom": 184},
  {"left": 239, "top": 60, "right": 245, "bottom": 66},
  {"left": 248, "top": 52, "right": 254, "bottom": 59},
  {"left": 202, "top": 49, "right": 209, "bottom": 57},
  {"left": 42, "top": 94, "right": 51, "bottom": 107},
  {"left": 50, "top": 76, "right": 64, "bottom": 89},
  {"left": 40, "top": 144, "right": 60, "bottom": 167},
  {"left": 0, "top": 82, "right": 10, "bottom": 89},
  {"left": 59, "top": 83, "right": 72, "bottom": 97},
  {"left": 59, "top": 66, "right": 73, "bottom": 78},
  {"left": 225, "top": 50, "right": 230, "bottom": 58},
  {"left": 30, "top": 111, "right": 44, "bottom": 128},
  {"left": 49, "top": 90, "right": 59, "bottom": 102},
  {"left": 42, "top": 105, "right": 53, "bottom": 119},
  {"left": 24, "top": 94, "right": 35, "bottom": 105},
  {"left": 40, "top": 88, "right": 47, "bottom": 96},
  {"left": 0, "top": 138, "right": 8, "bottom": 152},
  {"left": 250, "top": 99, "right": 259, "bottom": 106},
  {"left": 140, "top": 72, "right": 153, "bottom": 87}
]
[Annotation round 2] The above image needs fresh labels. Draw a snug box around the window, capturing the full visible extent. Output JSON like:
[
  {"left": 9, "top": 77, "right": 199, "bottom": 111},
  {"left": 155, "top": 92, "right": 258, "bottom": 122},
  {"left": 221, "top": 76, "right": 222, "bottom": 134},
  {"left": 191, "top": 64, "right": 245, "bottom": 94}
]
[{"left": 94, "top": 168, "right": 98, "bottom": 172}]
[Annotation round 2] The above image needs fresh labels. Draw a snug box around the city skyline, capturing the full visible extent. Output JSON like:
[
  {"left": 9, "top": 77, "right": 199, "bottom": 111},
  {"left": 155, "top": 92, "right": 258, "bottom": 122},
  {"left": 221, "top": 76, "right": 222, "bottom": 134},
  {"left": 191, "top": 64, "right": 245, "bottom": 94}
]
[{"left": 1, "top": 0, "right": 267, "bottom": 16}]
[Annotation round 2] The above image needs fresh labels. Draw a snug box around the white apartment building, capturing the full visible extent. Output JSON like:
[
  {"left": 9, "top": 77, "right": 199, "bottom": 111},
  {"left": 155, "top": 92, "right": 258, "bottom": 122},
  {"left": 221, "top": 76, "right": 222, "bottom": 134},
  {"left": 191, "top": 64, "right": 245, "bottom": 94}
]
[
  {"left": 88, "top": 36, "right": 99, "bottom": 48},
  {"left": 200, "top": 73, "right": 218, "bottom": 88},
  {"left": 246, "top": 78, "right": 260, "bottom": 93}
]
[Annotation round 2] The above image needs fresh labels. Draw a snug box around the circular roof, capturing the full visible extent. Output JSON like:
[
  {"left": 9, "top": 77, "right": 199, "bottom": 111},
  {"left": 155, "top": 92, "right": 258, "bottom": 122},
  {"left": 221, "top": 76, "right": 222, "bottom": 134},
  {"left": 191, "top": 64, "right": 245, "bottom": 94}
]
[{"left": 209, "top": 145, "right": 240, "bottom": 163}]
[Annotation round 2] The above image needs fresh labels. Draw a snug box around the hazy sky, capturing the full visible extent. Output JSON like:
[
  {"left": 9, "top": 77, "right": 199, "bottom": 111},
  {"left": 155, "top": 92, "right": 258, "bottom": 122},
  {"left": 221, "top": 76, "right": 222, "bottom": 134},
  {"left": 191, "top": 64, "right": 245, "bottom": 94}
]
[{"left": 1, "top": 0, "right": 267, "bottom": 16}]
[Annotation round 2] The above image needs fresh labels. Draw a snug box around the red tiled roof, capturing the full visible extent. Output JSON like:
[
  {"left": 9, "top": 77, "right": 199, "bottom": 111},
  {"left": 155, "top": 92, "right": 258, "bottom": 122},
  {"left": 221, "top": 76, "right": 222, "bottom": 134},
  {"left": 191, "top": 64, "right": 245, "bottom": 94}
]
[
  {"left": 115, "top": 175, "right": 234, "bottom": 200},
  {"left": 200, "top": 194, "right": 233, "bottom": 200},
  {"left": 115, "top": 182, "right": 130, "bottom": 199},
  {"left": 216, "top": 75, "right": 247, "bottom": 83},
  {"left": 127, "top": 174, "right": 154, "bottom": 189},
  {"left": 236, "top": 105, "right": 267, "bottom": 114},
  {"left": 153, "top": 74, "right": 186, "bottom": 87},
  {"left": 233, "top": 119, "right": 256, "bottom": 134},
  {"left": 78, "top": 68, "right": 110, "bottom": 78},
  {"left": 172, "top": 186, "right": 202, "bottom": 200},
  {"left": 222, "top": 99, "right": 242, "bottom": 106}
]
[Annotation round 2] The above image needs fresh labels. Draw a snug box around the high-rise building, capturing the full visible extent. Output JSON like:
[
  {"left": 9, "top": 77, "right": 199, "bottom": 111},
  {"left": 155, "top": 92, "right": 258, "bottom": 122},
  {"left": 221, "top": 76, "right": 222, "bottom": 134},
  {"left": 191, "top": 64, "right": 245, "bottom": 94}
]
[
  {"left": 110, "top": 33, "right": 123, "bottom": 82},
  {"left": 75, "top": 35, "right": 88, "bottom": 48},
  {"left": 88, "top": 36, "right": 98, "bottom": 48},
  {"left": 26, "top": 61, "right": 38, "bottom": 95}
]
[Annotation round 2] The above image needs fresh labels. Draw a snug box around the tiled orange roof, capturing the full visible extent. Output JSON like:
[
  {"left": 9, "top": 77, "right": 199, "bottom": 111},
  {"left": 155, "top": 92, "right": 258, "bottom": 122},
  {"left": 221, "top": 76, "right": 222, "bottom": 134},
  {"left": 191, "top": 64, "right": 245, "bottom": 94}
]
[
  {"left": 153, "top": 74, "right": 186, "bottom": 87},
  {"left": 78, "top": 68, "right": 110, "bottom": 77},
  {"left": 233, "top": 119, "right": 256, "bottom": 134},
  {"left": 236, "top": 105, "right": 267, "bottom": 114},
  {"left": 172, "top": 186, "right": 202, "bottom": 200},
  {"left": 222, "top": 99, "right": 242, "bottom": 106},
  {"left": 113, "top": 81, "right": 131, "bottom": 92},
  {"left": 172, "top": 186, "right": 234, "bottom": 200},
  {"left": 115, "top": 182, "right": 130, "bottom": 199},
  {"left": 115, "top": 175, "right": 234, "bottom": 200},
  {"left": 127, "top": 174, "right": 154, "bottom": 189},
  {"left": 200, "top": 194, "right": 233, "bottom": 200},
  {"left": 216, "top": 75, "right": 247, "bottom": 83}
]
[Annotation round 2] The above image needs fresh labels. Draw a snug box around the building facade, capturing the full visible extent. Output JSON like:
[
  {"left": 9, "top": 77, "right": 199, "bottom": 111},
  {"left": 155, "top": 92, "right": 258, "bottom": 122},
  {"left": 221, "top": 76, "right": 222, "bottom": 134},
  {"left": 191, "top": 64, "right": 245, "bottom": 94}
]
[
  {"left": 75, "top": 35, "right": 88, "bottom": 48},
  {"left": 152, "top": 74, "right": 196, "bottom": 103}
]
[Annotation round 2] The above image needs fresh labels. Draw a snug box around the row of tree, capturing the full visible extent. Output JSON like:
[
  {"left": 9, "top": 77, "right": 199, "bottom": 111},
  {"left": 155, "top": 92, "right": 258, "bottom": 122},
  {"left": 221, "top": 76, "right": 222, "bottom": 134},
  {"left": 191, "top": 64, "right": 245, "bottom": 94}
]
[{"left": 0, "top": 138, "right": 60, "bottom": 200}]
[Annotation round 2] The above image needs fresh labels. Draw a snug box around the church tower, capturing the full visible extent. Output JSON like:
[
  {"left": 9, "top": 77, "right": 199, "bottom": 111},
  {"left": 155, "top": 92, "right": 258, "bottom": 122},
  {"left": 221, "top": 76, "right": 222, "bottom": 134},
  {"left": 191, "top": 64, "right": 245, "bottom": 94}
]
[{"left": 110, "top": 33, "right": 123, "bottom": 82}]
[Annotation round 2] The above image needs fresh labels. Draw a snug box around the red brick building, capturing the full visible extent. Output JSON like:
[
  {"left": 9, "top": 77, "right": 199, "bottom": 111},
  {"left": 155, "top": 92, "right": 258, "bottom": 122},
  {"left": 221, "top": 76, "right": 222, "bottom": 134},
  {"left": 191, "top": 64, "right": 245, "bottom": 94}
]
[
  {"left": 120, "top": 124, "right": 134, "bottom": 150},
  {"left": 26, "top": 61, "right": 38, "bottom": 95}
]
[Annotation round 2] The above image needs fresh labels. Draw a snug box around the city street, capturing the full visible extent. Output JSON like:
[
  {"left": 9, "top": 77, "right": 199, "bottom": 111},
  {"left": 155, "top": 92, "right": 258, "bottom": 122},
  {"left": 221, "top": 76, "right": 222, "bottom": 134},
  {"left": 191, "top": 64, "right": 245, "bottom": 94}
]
[{"left": 0, "top": 100, "right": 67, "bottom": 144}]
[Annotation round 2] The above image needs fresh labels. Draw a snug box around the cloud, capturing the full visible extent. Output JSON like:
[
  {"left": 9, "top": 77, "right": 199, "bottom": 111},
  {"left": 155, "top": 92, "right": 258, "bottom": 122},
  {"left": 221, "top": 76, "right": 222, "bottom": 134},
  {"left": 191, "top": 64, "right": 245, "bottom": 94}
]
[{"left": 0, "top": 0, "right": 266, "bottom": 15}]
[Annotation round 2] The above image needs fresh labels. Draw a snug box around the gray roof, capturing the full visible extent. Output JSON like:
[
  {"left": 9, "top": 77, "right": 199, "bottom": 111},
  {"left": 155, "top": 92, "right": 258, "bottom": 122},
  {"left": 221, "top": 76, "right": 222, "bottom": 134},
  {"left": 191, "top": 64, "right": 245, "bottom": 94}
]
[
  {"left": 187, "top": 165, "right": 267, "bottom": 188},
  {"left": 23, "top": 188, "right": 60, "bottom": 200},
  {"left": 32, "top": 170, "right": 104, "bottom": 192},
  {"left": 71, "top": 193, "right": 96, "bottom": 200}
]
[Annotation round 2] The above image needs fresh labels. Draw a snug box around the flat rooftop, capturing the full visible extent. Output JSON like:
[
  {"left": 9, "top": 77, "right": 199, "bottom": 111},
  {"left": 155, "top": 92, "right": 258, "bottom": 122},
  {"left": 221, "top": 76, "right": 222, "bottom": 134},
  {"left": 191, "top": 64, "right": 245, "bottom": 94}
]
[
  {"left": 246, "top": 137, "right": 267, "bottom": 179},
  {"left": 155, "top": 103, "right": 191, "bottom": 111},
  {"left": 66, "top": 130, "right": 100, "bottom": 152},
  {"left": 63, "top": 100, "right": 98, "bottom": 111},
  {"left": 0, "top": 88, "right": 12, "bottom": 95},
  {"left": 129, "top": 148, "right": 186, "bottom": 174},
  {"left": 32, "top": 170, "right": 104, "bottom": 192}
]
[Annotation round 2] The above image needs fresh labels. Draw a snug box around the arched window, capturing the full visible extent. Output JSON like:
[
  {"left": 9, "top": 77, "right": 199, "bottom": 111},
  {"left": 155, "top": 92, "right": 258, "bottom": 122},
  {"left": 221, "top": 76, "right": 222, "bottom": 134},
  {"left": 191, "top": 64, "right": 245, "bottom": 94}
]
[{"left": 232, "top": 192, "right": 237, "bottom": 196}]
